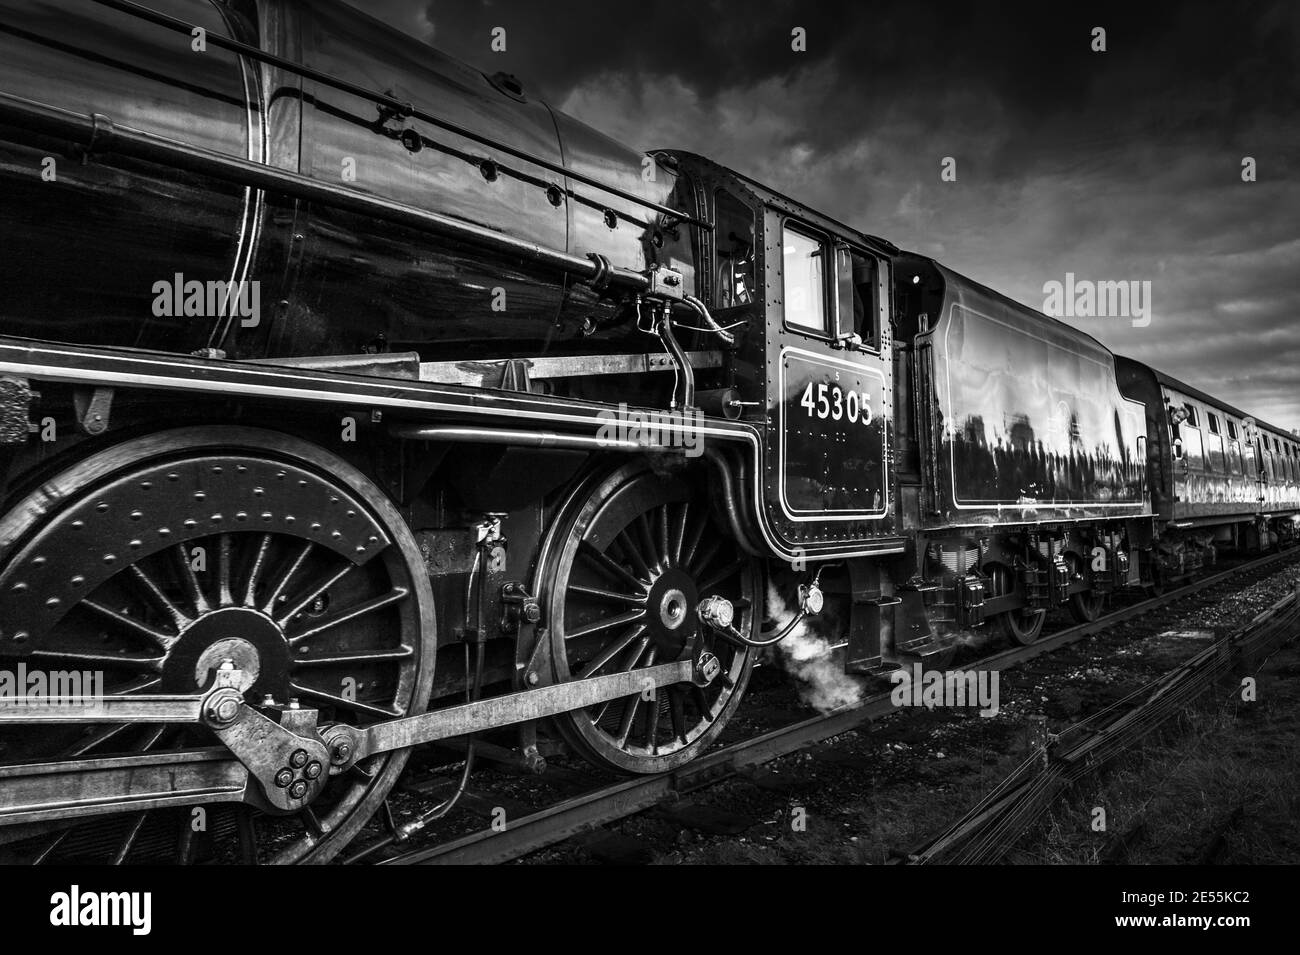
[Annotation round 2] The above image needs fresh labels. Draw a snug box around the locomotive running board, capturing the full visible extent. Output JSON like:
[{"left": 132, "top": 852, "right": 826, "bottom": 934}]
[{"left": 0, "top": 660, "right": 693, "bottom": 826}]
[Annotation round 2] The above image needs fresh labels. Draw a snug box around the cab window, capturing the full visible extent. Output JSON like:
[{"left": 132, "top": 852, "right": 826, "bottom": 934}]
[
  {"left": 836, "top": 246, "right": 880, "bottom": 349},
  {"left": 714, "top": 189, "right": 755, "bottom": 310},
  {"left": 782, "top": 224, "right": 827, "bottom": 334}
]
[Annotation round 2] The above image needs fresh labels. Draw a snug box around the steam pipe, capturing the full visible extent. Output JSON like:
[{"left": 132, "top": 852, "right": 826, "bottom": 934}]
[
  {"left": 683, "top": 294, "right": 736, "bottom": 346},
  {"left": 656, "top": 305, "right": 694, "bottom": 410},
  {"left": 702, "top": 445, "right": 765, "bottom": 556}
]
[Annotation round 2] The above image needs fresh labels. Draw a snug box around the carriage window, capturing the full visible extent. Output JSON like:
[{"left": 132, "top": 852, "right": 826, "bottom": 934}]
[
  {"left": 782, "top": 224, "right": 827, "bottom": 333},
  {"left": 1208, "top": 413, "right": 1221, "bottom": 435},
  {"left": 1185, "top": 406, "right": 1200, "bottom": 427},
  {"left": 836, "top": 247, "right": 879, "bottom": 349},
  {"left": 714, "top": 190, "right": 755, "bottom": 310},
  {"left": 1227, "top": 420, "right": 1238, "bottom": 440}
]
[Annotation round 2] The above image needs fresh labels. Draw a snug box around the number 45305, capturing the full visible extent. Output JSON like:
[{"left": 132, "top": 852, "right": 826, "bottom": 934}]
[{"left": 799, "top": 381, "right": 872, "bottom": 425}]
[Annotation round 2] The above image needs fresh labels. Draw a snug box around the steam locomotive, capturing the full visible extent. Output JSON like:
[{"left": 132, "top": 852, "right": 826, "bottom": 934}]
[{"left": 0, "top": 0, "right": 1295, "bottom": 864}]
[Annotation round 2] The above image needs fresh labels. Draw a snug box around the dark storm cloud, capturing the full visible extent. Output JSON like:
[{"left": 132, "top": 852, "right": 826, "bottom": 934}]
[{"left": 345, "top": 0, "right": 1300, "bottom": 427}]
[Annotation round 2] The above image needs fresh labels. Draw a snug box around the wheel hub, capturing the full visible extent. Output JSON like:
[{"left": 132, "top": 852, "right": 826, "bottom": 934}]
[
  {"left": 645, "top": 568, "right": 698, "bottom": 655},
  {"left": 161, "top": 606, "right": 290, "bottom": 695}
]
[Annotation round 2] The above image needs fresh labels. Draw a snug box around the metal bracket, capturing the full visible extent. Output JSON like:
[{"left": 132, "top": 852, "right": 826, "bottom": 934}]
[
  {"left": 73, "top": 386, "right": 113, "bottom": 436},
  {"left": 200, "top": 665, "right": 331, "bottom": 812}
]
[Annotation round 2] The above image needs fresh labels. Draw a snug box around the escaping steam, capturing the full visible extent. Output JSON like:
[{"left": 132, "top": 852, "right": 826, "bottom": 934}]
[{"left": 765, "top": 582, "right": 866, "bottom": 714}]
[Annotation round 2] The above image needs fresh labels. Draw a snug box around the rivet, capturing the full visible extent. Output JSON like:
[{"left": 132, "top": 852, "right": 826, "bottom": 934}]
[
  {"left": 32, "top": 557, "right": 46, "bottom": 567},
  {"left": 130, "top": 510, "right": 143, "bottom": 521},
  {"left": 103, "top": 554, "right": 116, "bottom": 565},
  {"left": 96, "top": 502, "right": 108, "bottom": 513}
]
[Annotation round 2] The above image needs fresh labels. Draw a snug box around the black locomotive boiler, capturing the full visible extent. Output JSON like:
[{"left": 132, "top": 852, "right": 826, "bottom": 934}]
[{"left": 0, "top": 0, "right": 1294, "bottom": 864}]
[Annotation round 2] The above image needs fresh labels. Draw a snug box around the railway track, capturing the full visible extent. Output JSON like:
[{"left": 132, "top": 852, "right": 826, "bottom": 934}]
[
  {"left": 352, "top": 547, "right": 1300, "bottom": 865},
  {"left": 905, "top": 574, "right": 1300, "bottom": 864}
]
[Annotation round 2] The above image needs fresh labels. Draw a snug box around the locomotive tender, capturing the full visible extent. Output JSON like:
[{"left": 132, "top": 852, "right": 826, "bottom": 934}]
[{"left": 0, "top": 0, "right": 1295, "bottom": 863}]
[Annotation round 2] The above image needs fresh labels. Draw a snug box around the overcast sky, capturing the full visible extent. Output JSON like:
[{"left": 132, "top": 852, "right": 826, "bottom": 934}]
[{"left": 344, "top": 0, "right": 1300, "bottom": 429}]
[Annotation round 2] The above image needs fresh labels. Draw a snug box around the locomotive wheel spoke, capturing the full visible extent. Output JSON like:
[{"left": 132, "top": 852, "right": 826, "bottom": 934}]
[
  {"left": 262, "top": 540, "right": 314, "bottom": 615},
  {"left": 287, "top": 587, "right": 410, "bottom": 645},
  {"left": 276, "top": 562, "right": 355, "bottom": 629},
  {"left": 28, "top": 648, "right": 162, "bottom": 671},
  {"left": 174, "top": 543, "right": 211, "bottom": 616},
  {"left": 668, "top": 688, "right": 688, "bottom": 744},
  {"left": 680, "top": 510, "right": 708, "bottom": 569},
  {"left": 292, "top": 646, "right": 414, "bottom": 668},
  {"left": 80, "top": 598, "right": 176, "bottom": 653},
  {"left": 242, "top": 533, "right": 275, "bottom": 608},
  {"left": 644, "top": 691, "right": 661, "bottom": 753},
  {"left": 566, "top": 583, "right": 647, "bottom": 606},
  {"left": 216, "top": 533, "right": 235, "bottom": 606},
  {"left": 656, "top": 506, "right": 671, "bottom": 568},
  {"left": 127, "top": 563, "right": 192, "bottom": 631},
  {"left": 31, "top": 829, "right": 69, "bottom": 866},
  {"left": 670, "top": 501, "right": 690, "bottom": 566},
  {"left": 0, "top": 429, "right": 436, "bottom": 864},
  {"left": 580, "top": 624, "right": 647, "bottom": 677},
  {"left": 578, "top": 540, "right": 645, "bottom": 592},
  {"left": 290, "top": 683, "right": 401, "bottom": 720},
  {"left": 547, "top": 465, "right": 757, "bottom": 773},
  {"left": 110, "top": 812, "right": 149, "bottom": 866},
  {"left": 698, "top": 559, "right": 746, "bottom": 595},
  {"left": 687, "top": 538, "right": 721, "bottom": 579},
  {"left": 635, "top": 514, "right": 661, "bottom": 572},
  {"left": 566, "top": 608, "right": 646, "bottom": 642}
]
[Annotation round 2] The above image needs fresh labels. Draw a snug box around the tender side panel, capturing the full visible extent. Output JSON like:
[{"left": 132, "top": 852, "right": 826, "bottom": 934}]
[{"left": 926, "top": 297, "right": 1147, "bottom": 526}]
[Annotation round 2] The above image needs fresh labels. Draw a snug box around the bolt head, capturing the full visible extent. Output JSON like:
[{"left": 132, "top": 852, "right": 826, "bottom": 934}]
[
  {"left": 288, "top": 780, "right": 308, "bottom": 800},
  {"left": 274, "top": 768, "right": 293, "bottom": 788},
  {"left": 331, "top": 740, "right": 353, "bottom": 765},
  {"left": 304, "top": 760, "right": 323, "bottom": 780},
  {"left": 215, "top": 697, "right": 240, "bottom": 723},
  {"left": 289, "top": 748, "right": 308, "bottom": 768}
]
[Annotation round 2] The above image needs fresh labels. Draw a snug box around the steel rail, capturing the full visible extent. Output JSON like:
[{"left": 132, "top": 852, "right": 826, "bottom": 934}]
[
  {"left": 374, "top": 547, "right": 1300, "bottom": 865},
  {"left": 905, "top": 581, "right": 1300, "bottom": 864}
]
